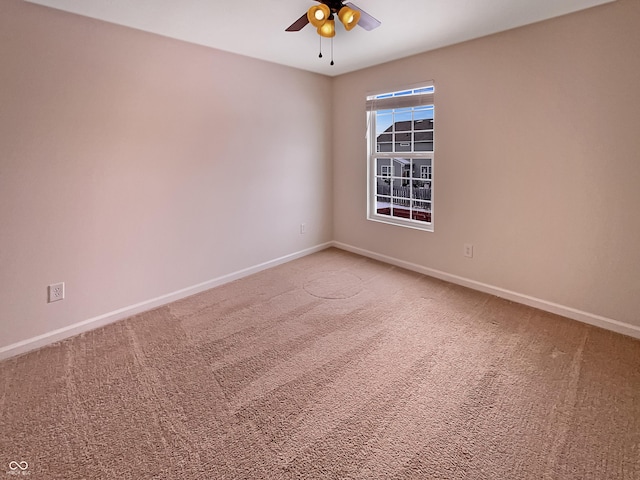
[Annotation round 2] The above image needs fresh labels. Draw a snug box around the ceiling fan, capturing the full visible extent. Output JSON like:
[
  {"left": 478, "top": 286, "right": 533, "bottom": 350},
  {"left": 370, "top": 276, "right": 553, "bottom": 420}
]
[{"left": 285, "top": 0, "right": 381, "bottom": 37}]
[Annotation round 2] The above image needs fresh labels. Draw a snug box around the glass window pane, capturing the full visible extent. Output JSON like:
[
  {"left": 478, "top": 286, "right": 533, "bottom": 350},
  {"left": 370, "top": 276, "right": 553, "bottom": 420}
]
[
  {"left": 376, "top": 112, "right": 393, "bottom": 136},
  {"left": 395, "top": 120, "right": 412, "bottom": 132},
  {"left": 413, "top": 108, "right": 432, "bottom": 125},
  {"left": 412, "top": 211, "right": 431, "bottom": 223},
  {"left": 391, "top": 207, "right": 410, "bottom": 220},
  {"left": 415, "top": 131, "right": 434, "bottom": 142},
  {"left": 415, "top": 86, "right": 434, "bottom": 94},
  {"left": 376, "top": 182, "right": 390, "bottom": 196},
  {"left": 415, "top": 142, "right": 434, "bottom": 152},
  {"left": 413, "top": 187, "right": 431, "bottom": 202},
  {"left": 376, "top": 196, "right": 391, "bottom": 216},
  {"left": 376, "top": 159, "right": 391, "bottom": 176},
  {"left": 394, "top": 108, "right": 412, "bottom": 122},
  {"left": 393, "top": 185, "right": 411, "bottom": 201}
]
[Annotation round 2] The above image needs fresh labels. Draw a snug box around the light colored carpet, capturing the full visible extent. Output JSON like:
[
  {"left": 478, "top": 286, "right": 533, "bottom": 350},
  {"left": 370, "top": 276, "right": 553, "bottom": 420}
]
[{"left": 1, "top": 247, "right": 639, "bottom": 479}]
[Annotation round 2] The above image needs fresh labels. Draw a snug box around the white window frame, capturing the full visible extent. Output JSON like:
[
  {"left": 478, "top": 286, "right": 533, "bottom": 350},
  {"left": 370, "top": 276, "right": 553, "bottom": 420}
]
[{"left": 366, "top": 82, "right": 435, "bottom": 232}]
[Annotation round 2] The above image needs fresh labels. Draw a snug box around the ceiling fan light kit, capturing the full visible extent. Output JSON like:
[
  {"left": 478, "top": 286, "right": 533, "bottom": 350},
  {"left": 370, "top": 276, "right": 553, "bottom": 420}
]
[{"left": 286, "top": 1, "right": 381, "bottom": 65}]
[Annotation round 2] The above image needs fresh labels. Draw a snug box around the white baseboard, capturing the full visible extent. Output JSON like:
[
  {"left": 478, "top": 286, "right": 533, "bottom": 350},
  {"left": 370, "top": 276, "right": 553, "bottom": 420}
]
[
  {"left": 332, "top": 241, "right": 640, "bottom": 340},
  {"left": 0, "top": 242, "right": 333, "bottom": 361},
  {"left": 3, "top": 240, "right": 637, "bottom": 361}
]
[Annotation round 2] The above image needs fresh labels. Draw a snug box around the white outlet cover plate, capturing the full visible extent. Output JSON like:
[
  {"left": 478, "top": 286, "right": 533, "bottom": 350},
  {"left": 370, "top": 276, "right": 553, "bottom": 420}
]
[{"left": 48, "top": 282, "right": 65, "bottom": 302}]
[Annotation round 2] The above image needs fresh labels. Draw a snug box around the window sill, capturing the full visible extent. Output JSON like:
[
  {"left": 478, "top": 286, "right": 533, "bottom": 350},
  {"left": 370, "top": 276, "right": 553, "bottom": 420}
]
[{"left": 367, "top": 213, "right": 434, "bottom": 232}]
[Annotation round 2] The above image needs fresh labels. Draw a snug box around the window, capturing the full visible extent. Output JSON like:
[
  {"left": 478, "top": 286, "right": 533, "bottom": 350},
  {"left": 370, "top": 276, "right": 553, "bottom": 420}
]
[{"left": 367, "top": 83, "right": 434, "bottom": 231}]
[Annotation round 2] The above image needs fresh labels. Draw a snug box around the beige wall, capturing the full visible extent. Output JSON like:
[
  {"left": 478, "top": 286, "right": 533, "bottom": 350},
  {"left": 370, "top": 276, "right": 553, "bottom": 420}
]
[
  {"left": 0, "top": 0, "right": 333, "bottom": 350},
  {"left": 333, "top": 0, "right": 640, "bottom": 328},
  {"left": 2, "top": 0, "right": 639, "bottom": 355}
]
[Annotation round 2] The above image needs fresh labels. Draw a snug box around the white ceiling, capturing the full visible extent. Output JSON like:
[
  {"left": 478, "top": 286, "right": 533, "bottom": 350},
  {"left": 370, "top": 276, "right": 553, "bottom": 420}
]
[{"left": 25, "top": 0, "right": 615, "bottom": 77}]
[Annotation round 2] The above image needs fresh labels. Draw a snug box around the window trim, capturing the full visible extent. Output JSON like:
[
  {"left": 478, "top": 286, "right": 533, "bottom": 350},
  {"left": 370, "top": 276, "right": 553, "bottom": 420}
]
[{"left": 366, "top": 82, "right": 435, "bottom": 232}]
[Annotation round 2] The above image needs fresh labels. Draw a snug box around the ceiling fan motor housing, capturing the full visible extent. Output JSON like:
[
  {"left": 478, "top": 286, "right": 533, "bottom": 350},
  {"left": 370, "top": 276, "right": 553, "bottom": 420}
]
[{"left": 321, "top": 0, "right": 350, "bottom": 14}]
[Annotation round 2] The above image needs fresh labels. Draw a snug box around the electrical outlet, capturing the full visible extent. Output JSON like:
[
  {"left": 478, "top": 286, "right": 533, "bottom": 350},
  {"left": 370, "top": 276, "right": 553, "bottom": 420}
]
[
  {"left": 300, "top": 223, "right": 306, "bottom": 234},
  {"left": 48, "top": 282, "right": 65, "bottom": 303},
  {"left": 464, "top": 244, "right": 474, "bottom": 258}
]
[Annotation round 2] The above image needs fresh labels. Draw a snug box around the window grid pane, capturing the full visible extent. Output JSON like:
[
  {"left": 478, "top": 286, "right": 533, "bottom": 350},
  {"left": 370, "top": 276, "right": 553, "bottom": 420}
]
[
  {"left": 373, "top": 157, "right": 432, "bottom": 224},
  {"left": 376, "top": 111, "right": 434, "bottom": 153}
]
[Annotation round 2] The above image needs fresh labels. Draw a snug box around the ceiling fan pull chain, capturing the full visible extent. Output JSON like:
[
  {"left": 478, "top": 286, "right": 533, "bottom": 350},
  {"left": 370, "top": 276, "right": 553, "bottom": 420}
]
[
  {"left": 319, "top": 36, "right": 323, "bottom": 58},
  {"left": 330, "top": 37, "right": 334, "bottom": 66}
]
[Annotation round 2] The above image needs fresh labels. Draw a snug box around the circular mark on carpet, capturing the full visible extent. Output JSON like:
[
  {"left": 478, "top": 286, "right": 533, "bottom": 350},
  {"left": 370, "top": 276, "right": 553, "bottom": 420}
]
[{"left": 303, "top": 271, "right": 363, "bottom": 299}]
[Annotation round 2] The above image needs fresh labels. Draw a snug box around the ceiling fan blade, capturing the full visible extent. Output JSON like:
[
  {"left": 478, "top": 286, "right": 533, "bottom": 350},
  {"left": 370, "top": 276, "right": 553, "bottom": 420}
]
[
  {"left": 285, "top": 12, "right": 310, "bottom": 32},
  {"left": 345, "top": 2, "right": 381, "bottom": 31}
]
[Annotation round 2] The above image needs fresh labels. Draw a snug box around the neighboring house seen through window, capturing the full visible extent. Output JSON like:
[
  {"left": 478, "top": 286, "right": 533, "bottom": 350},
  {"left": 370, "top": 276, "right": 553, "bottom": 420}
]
[{"left": 366, "top": 83, "right": 434, "bottom": 231}]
